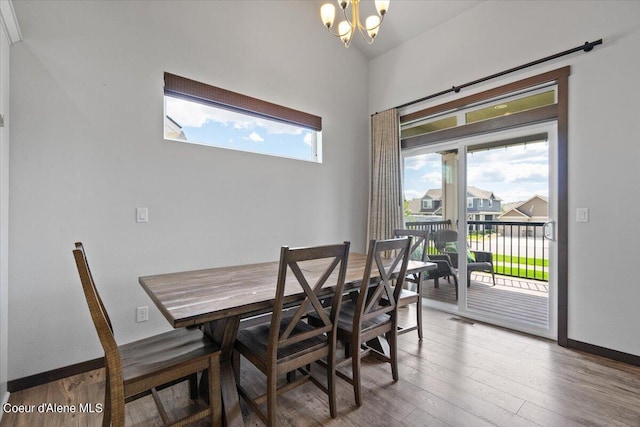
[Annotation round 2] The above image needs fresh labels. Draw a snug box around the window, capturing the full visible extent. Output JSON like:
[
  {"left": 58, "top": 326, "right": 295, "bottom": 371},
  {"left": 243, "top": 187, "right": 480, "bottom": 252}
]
[
  {"left": 467, "top": 197, "right": 474, "bottom": 208},
  {"left": 422, "top": 199, "right": 433, "bottom": 209},
  {"left": 488, "top": 199, "right": 493, "bottom": 207},
  {"left": 479, "top": 199, "right": 484, "bottom": 207},
  {"left": 163, "top": 73, "right": 322, "bottom": 162}
]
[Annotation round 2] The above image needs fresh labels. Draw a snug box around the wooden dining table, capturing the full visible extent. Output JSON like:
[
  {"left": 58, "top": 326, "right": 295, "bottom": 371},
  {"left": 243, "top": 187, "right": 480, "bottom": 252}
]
[{"left": 139, "top": 252, "right": 435, "bottom": 427}]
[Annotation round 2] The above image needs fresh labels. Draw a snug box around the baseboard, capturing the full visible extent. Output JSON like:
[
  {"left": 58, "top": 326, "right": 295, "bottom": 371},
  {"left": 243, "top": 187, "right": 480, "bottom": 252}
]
[
  {"left": 7, "top": 357, "right": 104, "bottom": 393},
  {"left": 5, "top": 340, "right": 638, "bottom": 393},
  {"left": 567, "top": 339, "right": 640, "bottom": 366}
]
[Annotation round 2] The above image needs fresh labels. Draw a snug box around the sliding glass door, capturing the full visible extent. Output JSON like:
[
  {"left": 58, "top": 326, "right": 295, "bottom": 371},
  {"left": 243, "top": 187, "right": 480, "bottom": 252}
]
[{"left": 402, "top": 123, "right": 557, "bottom": 339}]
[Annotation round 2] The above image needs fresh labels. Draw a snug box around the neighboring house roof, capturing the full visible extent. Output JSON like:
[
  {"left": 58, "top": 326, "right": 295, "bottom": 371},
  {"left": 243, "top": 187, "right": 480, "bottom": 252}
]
[
  {"left": 420, "top": 187, "right": 502, "bottom": 201},
  {"left": 499, "top": 194, "right": 548, "bottom": 219},
  {"left": 467, "top": 186, "right": 502, "bottom": 201},
  {"left": 407, "top": 198, "right": 422, "bottom": 213},
  {"left": 165, "top": 115, "right": 187, "bottom": 140},
  {"left": 422, "top": 188, "right": 442, "bottom": 200}
]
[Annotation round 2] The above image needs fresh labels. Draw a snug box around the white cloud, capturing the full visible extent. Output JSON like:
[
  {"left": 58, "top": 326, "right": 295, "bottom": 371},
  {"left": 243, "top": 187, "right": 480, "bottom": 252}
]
[
  {"left": 404, "top": 154, "right": 429, "bottom": 170},
  {"left": 303, "top": 132, "right": 313, "bottom": 146},
  {"left": 165, "top": 96, "right": 304, "bottom": 135},
  {"left": 404, "top": 189, "right": 424, "bottom": 200},
  {"left": 467, "top": 142, "right": 548, "bottom": 185},
  {"left": 247, "top": 132, "right": 264, "bottom": 142},
  {"left": 420, "top": 171, "right": 442, "bottom": 186}
]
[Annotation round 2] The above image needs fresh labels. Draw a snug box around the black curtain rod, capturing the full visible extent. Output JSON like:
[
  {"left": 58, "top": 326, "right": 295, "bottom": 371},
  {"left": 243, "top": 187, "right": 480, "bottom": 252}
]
[{"left": 393, "top": 39, "right": 603, "bottom": 111}]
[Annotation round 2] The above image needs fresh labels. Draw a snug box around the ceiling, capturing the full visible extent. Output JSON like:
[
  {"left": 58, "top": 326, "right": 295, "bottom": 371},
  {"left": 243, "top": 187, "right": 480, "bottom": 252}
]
[{"left": 314, "top": 0, "right": 483, "bottom": 59}]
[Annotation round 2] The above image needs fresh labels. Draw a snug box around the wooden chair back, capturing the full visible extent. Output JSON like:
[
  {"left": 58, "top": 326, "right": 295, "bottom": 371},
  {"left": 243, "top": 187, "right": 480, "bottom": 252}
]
[
  {"left": 353, "top": 238, "right": 411, "bottom": 334},
  {"left": 393, "top": 228, "right": 430, "bottom": 262},
  {"left": 268, "top": 242, "right": 351, "bottom": 362},
  {"left": 394, "top": 228, "right": 430, "bottom": 287},
  {"left": 72, "top": 242, "right": 126, "bottom": 419},
  {"left": 75, "top": 242, "right": 113, "bottom": 332}
]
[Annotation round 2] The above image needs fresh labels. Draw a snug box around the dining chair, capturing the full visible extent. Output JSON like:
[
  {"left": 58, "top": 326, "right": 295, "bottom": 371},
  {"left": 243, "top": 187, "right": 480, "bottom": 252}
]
[
  {"left": 73, "top": 242, "right": 222, "bottom": 427},
  {"left": 312, "top": 237, "right": 411, "bottom": 407},
  {"left": 233, "top": 242, "right": 350, "bottom": 427},
  {"left": 392, "top": 228, "right": 430, "bottom": 340}
]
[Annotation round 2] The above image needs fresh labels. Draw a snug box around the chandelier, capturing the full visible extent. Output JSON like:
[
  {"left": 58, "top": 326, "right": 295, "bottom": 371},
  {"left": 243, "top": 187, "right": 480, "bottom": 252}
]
[{"left": 320, "top": 0, "right": 390, "bottom": 48}]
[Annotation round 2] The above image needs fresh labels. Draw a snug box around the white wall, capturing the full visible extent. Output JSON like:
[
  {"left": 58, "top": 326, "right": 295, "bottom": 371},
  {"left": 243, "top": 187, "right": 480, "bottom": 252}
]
[
  {"left": 9, "top": 1, "right": 370, "bottom": 379},
  {"left": 369, "top": 1, "right": 640, "bottom": 355},
  {"left": 0, "top": 13, "right": 10, "bottom": 405}
]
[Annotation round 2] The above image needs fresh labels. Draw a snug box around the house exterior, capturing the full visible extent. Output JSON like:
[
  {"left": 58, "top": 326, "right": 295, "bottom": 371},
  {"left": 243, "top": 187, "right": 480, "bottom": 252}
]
[
  {"left": 499, "top": 195, "right": 548, "bottom": 236},
  {"left": 408, "top": 188, "right": 443, "bottom": 217},
  {"left": 500, "top": 195, "right": 548, "bottom": 222},
  {"left": 408, "top": 186, "right": 502, "bottom": 224},
  {"left": 466, "top": 186, "right": 502, "bottom": 222}
]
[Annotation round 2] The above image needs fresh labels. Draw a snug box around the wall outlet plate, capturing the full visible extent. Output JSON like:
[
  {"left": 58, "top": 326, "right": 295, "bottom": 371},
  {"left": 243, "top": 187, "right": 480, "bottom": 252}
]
[{"left": 136, "top": 306, "right": 148, "bottom": 322}]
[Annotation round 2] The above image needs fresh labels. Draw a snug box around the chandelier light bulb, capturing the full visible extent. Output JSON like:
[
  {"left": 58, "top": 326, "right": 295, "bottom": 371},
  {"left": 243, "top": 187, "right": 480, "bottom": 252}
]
[
  {"left": 321, "top": 3, "right": 336, "bottom": 28},
  {"left": 338, "top": 20, "right": 353, "bottom": 46},
  {"left": 375, "top": 0, "right": 390, "bottom": 16},
  {"left": 320, "top": 0, "right": 389, "bottom": 47},
  {"left": 366, "top": 15, "right": 380, "bottom": 39}
]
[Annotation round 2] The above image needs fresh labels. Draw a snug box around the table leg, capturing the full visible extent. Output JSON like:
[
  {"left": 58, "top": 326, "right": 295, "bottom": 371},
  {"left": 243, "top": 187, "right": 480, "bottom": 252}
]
[{"left": 201, "top": 317, "right": 244, "bottom": 427}]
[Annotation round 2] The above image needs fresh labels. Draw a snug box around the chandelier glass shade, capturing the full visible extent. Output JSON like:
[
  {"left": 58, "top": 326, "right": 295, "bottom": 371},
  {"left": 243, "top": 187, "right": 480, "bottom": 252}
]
[{"left": 320, "top": 0, "right": 390, "bottom": 47}]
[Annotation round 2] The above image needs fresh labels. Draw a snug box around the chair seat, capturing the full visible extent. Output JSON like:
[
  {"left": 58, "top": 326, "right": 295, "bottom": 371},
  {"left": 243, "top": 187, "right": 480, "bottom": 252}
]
[
  {"left": 120, "top": 328, "right": 218, "bottom": 388},
  {"left": 332, "top": 302, "right": 391, "bottom": 341},
  {"left": 467, "top": 261, "right": 493, "bottom": 272},
  {"left": 235, "top": 321, "right": 329, "bottom": 371},
  {"left": 397, "top": 288, "right": 420, "bottom": 305}
]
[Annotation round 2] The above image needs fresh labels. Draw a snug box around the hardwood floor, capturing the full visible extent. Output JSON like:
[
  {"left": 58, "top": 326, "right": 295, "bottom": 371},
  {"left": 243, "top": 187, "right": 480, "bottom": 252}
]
[{"left": 3, "top": 305, "right": 639, "bottom": 426}]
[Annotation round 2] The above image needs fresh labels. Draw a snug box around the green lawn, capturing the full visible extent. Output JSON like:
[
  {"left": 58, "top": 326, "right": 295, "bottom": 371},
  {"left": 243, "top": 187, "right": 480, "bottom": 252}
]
[
  {"left": 427, "top": 247, "right": 549, "bottom": 281},
  {"left": 494, "top": 254, "right": 549, "bottom": 281}
]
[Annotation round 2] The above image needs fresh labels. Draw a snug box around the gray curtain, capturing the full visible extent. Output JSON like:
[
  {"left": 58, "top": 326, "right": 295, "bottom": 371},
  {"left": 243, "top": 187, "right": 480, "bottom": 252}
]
[{"left": 369, "top": 108, "right": 403, "bottom": 242}]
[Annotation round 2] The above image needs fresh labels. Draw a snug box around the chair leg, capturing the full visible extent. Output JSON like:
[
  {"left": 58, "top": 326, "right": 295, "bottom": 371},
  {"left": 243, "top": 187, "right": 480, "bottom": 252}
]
[
  {"left": 328, "top": 348, "right": 337, "bottom": 418},
  {"left": 388, "top": 329, "right": 399, "bottom": 382},
  {"left": 453, "top": 275, "right": 459, "bottom": 300},
  {"left": 267, "top": 369, "right": 278, "bottom": 427},
  {"left": 416, "top": 299, "right": 423, "bottom": 340},
  {"left": 352, "top": 339, "right": 362, "bottom": 407}
]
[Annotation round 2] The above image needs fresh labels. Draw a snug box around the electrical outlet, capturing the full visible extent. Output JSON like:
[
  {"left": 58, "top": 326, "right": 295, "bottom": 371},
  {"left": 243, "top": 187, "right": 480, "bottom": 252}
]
[{"left": 136, "top": 306, "right": 148, "bottom": 322}]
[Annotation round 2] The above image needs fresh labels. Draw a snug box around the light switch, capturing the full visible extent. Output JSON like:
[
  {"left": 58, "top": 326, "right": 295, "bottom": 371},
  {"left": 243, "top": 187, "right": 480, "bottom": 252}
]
[
  {"left": 576, "top": 208, "right": 589, "bottom": 223},
  {"left": 136, "top": 207, "right": 149, "bottom": 223}
]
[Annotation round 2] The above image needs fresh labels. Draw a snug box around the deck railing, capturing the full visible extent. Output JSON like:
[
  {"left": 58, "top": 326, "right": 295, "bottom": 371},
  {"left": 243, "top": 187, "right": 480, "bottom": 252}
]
[{"left": 405, "top": 220, "right": 548, "bottom": 281}]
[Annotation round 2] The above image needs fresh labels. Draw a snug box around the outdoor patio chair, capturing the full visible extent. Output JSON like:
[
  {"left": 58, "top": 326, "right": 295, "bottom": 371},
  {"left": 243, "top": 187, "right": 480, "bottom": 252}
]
[{"left": 432, "top": 229, "right": 496, "bottom": 288}]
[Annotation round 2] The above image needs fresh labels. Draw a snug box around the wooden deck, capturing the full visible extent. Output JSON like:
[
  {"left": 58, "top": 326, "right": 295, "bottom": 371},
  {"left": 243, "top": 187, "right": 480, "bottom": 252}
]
[{"left": 423, "top": 272, "right": 549, "bottom": 328}]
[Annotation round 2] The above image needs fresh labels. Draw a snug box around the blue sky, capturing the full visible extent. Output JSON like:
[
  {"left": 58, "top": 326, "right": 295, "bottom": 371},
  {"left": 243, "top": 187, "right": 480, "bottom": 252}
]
[
  {"left": 165, "top": 96, "right": 315, "bottom": 161},
  {"left": 403, "top": 141, "right": 549, "bottom": 204}
]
